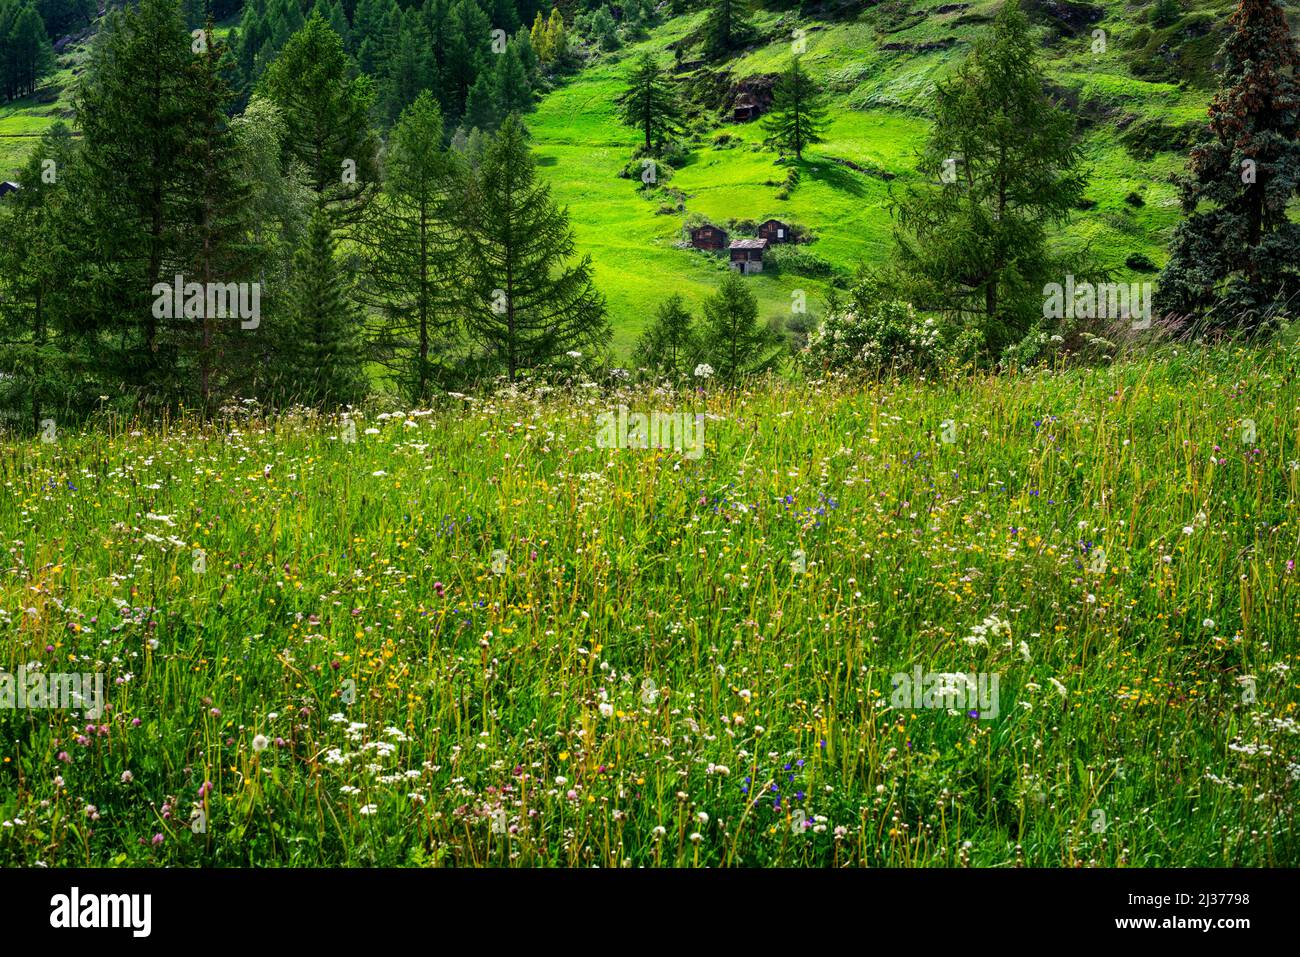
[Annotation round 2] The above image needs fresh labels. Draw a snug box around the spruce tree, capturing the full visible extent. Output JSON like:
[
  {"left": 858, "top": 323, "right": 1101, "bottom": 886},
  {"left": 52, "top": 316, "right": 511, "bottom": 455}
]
[
  {"left": 616, "top": 52, "right": 683, "bottom": 155},
  {"left": 236, "top": 1, "right": 267, "bottom": 80},
  {"left": 763, "top": 57, "right": 828, "bottom": 161},
  {"left": 0, "top": 123, "right": 77, "bottom": 428},
  {"left": 633, "top": 294, "right": 699, "bottom": 377},
  {"left": 1155, "top": 0, "right": 1300, "bottom": 331},
  {"left": 444, "top": 0, "right": 490, "bottom": 120},
  {"left": 512, "top": 26, "right": 538, "bottom": 79},
  {"left": 488, "top": 0, "right": 518, "bottom": 33},
  {"left": 464, "top": 70, "right": 499, "bottom": 131},
  {"left": 0, "top": 1, "right": 54, "bottom": 101},
  {"left": 174, "top": 22, "right": 261, "bottom": 409},
  {"left": 356, "top": 92, "right": 465, "bottom": 399},
  {"left": 380, "top": 16, "right": 435, "bottom": 125},
  {"left": 699, "top": 269, "right": 780, "bottom": 380},
  {"left": 890, "top": 0, "right": 1086, "bottom": 358},
  {"left": 461, "top": 116, "right": 609, "bottom": 379},
  {"left": 494, "top": 42, "right": 531, "bottom": 118},
  {"left": 274, "top": 208, "right": 368, "bottom": 405}
]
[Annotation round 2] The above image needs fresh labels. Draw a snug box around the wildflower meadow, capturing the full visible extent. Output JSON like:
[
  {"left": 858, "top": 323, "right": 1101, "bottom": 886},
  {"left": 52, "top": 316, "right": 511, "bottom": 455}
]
[{"left": 2, "top": 344, "right": 1297, "bottom": 868}]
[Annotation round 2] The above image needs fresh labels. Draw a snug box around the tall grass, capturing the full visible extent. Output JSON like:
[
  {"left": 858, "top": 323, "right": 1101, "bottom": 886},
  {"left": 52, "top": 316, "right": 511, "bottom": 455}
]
[{"left": 1, "top": 343, "right": 1297, "bottom": 866}]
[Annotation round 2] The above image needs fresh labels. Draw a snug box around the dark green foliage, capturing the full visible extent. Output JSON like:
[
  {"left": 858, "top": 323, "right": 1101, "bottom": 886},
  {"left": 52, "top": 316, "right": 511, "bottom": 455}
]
[
  {"left": 356, "top": 92, "right": 466, "bottom": 399},
  {"left": 0, "top": 0, "right": 55, "bottom": 101},
  {"left": 633, "top": 293, "right": 698, "bottom": 376},
  {"left": 615, "top": 51, "right": 683, "bottom": 154},
  {"left": 70, "top": 0, "right": 216, "bottom": 393},
  {"left": 379, "top": 14, "right": 436, "bottom": 125},
  {"left": 271, "top": 207, "right": 368, "bottom": 404},
  {"left": 35, "top": 0, "right": 95, "bottom": 37},
  {"left": 699, "top": 269, "right": 781, "bottom": 379},
  {"left": 763, "top": 56, "right": 828, "bottom": 160},
  {"left": 1151, "top": 0, "right": 1182, "bottom": 27},
  {"left": 258, "top": 13, "right": 380, "bottom": 222},
  {"left": 172, "top": 22, "right": 263, "bottom": 408},
  {"left": 1156, "top": 0, "right": 1300, "bottom": 332},
  {"left": 494, "top": 42, "right": 532, "bottom": 119},
  {"left": 464, "top": 69, "right": 499, "bottom": 131},
  {"left": 702, "top": 0, "right": 754, "bottom": 59},
  {"left": 0, "top": 123, "right": 77, "bottom": 427}
]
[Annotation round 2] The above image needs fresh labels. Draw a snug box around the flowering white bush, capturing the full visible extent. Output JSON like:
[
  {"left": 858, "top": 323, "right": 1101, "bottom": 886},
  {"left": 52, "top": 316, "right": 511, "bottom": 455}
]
[{"left": 800, "top": 280, "right": 950, "bottom": 374}]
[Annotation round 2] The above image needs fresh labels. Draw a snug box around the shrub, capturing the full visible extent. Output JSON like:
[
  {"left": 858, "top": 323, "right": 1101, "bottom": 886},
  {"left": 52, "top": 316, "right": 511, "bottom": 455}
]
[
  {"left": 766, "top": 245, "right": 835, "bottom": 278},
  {"left": 799, "top": 278, "right": 946, "bottom": 374}
]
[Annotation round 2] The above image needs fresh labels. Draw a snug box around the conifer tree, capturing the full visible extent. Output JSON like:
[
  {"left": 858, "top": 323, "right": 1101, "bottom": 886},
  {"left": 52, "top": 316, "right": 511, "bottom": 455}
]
[
  {"left": 464, "top": 69, "right": 499, "bottom": 130},
  {"left": 488, "top": 0, "right": 518, "bottom": 33},
  {"left": 763, "top": 57, "right": 827, "bottom": 161},
  {"left": 616, "top": 52, "right": 682, "bottom": 154},
  {"left": 272, "top": 207, "right": 368, "bottom": 405},
  {"left": 174, "top": 22, "right": 261, "bottom": 409},
  {"left": 443, "top": 0, "right": 490, "bottom": 120},
  {"left": 380, "top": 15, "right": 435, "bottom": 125},
  {"left": 494, "top": 42, "right": 531, "bottom": 118},
  {"left": 512, "top": 26, "right": 538, "bottom": 78},
  {"left": 235, "top": 0, "right": 268, "bottom": 80},
  {"left": 1156, "top": 0, "right": 1300, "bottom": 331},
  {"left": 71, "top": 0, "right": 204, "bottom": 389},
  {"left": 699, "top": 269, "right": 780, "bottom": 380},
  {"left": 258, "top": 13, "right": 380, "bottom": 223},
  {"left": 0, "top": 123, "right": 77, "bottom": 427},
  {"left": 461, "top": 116, "right": 609, "bottom": 378},
  {"left": 543, "top": 6, "right": 566, "bottom": 63},
  {"left": 633, "top": 294, "right": 699, "bottom": 376},
  {"left": 0, "top": 0, "right": 55, "bottom": 101},
  {"left": 702, "top": 0, "right": 754, "bottom": 60},
  {"left": 356, "top": 92, "right": 465, "bottom": 399},
  {"left": 529, "top": 10, "right": 549, "bottom": 63},
  {"left": 890, "top": 0, "right": 1086, "bottom": 358}
]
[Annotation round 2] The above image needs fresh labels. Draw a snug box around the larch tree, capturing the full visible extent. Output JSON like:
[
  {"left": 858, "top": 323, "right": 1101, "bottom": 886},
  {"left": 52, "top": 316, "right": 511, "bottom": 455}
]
[
  {"left": 258, "top": 13, "right": 380, "bottom": 224},
  {"left": 633, "top": 294, "right": 699, "bottom": 377},
  {"left": 356, "top": 92, "right": 466, "bottom": 400},
  {"left": 699, "top": 269, "right": 780, "bottom": 380},
  {"left": 461, "top": 116, "right": 609, "bottom": 379},
  {"left": 763, "top": 57, "right": 828, "bottom": 161},
  {"left": 616, "top": 52, "right": 683, "bottom": 155},
  {"left": 890, "top": 0, "right": 1086, "bottom": 359}
]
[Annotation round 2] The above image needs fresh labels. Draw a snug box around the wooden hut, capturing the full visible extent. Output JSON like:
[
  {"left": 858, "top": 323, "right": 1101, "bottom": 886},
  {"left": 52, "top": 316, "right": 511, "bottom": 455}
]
[
  {"left": 729, "top": 238, "right": 767, "bottom": 274},
  {"left": 757, "top": 219, "right": 791, "bottom": 244},
  {"left": 689, "top": 224, "right": 729, "bottom": 250}
]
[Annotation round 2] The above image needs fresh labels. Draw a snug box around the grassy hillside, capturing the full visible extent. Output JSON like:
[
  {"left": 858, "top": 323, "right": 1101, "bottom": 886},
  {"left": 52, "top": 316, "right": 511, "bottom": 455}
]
[
  {"left": 528, "top": 0, "right": 1236, "bottom": 352},
  {"left": 0, "top": 47, "right": 80, "bottom": 175}
]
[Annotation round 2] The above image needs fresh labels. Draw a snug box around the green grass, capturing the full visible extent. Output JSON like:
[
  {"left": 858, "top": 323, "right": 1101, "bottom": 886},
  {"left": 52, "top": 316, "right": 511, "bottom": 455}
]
[
  {"left": 2, "top": 342, "right": 1298, "bottom": 866},
  {"left": 0, "top": 57, "right": 78, "bottom": 175}
]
